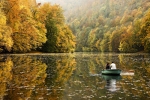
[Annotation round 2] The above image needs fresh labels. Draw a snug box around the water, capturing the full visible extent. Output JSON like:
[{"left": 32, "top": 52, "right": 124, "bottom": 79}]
[{"left": 0, "top": 52, "right": 150, "bottom": 100}]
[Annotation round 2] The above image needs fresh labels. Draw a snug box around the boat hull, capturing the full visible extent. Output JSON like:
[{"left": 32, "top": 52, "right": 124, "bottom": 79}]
[
  {"left": 101, "top": 69, "right": 121, "bottom": 75},
  {"left": 101, "top": 75, "right": 122, "bottom": 80}
]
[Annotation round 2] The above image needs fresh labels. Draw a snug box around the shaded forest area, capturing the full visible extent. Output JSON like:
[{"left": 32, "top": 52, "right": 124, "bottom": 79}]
[
  {"left": 61, "top": 0, "right": 150, "bottom": 53},
  {"left": 0, "top": 0, "right": 76, "bottom": 53}
]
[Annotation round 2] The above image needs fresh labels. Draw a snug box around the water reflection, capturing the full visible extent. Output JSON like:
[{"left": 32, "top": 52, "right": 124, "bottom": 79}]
[
  {"left": 44, "top": 54, "right": 76, "bottom": 100},
  {"left": 0, "top": 56, "right": 12, "bottom": 100},
  {"left": 0, "top": 53, "right": 150, "bottom": 100},
  {"left": 102, "top": 75, "right": 121, "bottom": 92}
]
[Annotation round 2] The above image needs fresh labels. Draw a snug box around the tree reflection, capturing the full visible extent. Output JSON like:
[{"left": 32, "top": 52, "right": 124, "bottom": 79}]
[
  {"left": 2, "top": 56, "right": 47, "bottom": 100},
  {"left": 118, "top": 54, "right": 150, "bottom": 99},
  {"left": 63, "top": 53, "right": 150, "bottom": 99},
  {"left": 45, "top": 54, "right": 76, "bottom": 99},
  {"left": 1, "top": 53, "right": 150, "bottom": 99},
  {"left": 0, "top": 57, "right": 13, "bottom": 100}
]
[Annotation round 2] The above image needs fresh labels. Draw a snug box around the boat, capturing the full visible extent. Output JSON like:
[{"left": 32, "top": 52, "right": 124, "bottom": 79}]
[
  {"left": 101, "top": 74, "right": 122, "bottom": 80},
  {"left": 101, "top": 69, "right": 121, "bottom": 75}
]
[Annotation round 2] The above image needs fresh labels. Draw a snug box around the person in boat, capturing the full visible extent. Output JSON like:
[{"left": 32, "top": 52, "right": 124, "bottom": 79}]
[
  {"left": 110, "top": 62, "right": 116, "bottom": 69},
  {"left": 106, "top": 62, "right": 110, "bottom": 69}
]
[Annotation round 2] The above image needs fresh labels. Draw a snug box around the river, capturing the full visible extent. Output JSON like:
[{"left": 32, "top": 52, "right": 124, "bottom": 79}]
[{"left": 0, "top": 52, "right": 150, "bottom": 100}]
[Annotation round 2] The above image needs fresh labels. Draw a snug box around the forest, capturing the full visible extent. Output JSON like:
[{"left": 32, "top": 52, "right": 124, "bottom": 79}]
[
  {"left": 0, "top": 0, "right": 76, "bottom": 53},
  {"left": 61, "top": 0, "right": 150, "bottom": 53},
  {"left": 0, "top": 0, "right": 150, "bottom": 53}
]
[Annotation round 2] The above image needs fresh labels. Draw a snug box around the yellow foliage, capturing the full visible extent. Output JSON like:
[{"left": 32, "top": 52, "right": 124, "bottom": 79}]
[
  {"left": 0, "top": 10, "right": 13, "bottom": 52},
  {"left": 55, "top": 56, "right": 76, "bottom": 83},
  {"left": 0, "top": 14, "right": 6, "bottom": 25},
  {"left": 0, "top": 57, "right": 13, "bottom": 98}
]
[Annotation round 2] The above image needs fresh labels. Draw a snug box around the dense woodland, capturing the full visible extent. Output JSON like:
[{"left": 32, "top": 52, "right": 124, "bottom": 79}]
[
  {"left": 1, "top": 0, "right": 150, "bottom": 53},
  {"left": 0, "top": 0, "right": 76, "bottom": 53},
  {"left": 59, "top": 0, "right": 150, "bottom": 53}
]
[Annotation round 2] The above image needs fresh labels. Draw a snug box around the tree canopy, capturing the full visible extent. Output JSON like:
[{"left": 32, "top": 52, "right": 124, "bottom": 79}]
[
  {"left": 0, "top": 0, "right": 75, "bottom": 53},
  {"left": 60, "top": 0, "right": 150, "bottom": 53}
]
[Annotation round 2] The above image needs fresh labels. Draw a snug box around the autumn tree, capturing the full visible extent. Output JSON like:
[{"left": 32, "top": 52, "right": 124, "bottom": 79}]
[
  {"left": 56, "top": 25, "right": 76, "bottom": 52},
  {"left": 0, "top": 1, "right": 13, "bottom": 53},
  {"left": 4, "top": 0, "right": 47, "bottom": 53},
  {"left": 119, "top": 25, "right": 138, "bottom": 52},
  {"left": 140, "top": 9, "right": 150, "bottom": 52},
  {"left": 12, "top": 7, "right": 47, "bottom": 53},
  {"left": 38, "top": 3, "right": 76, "bottom": 53},
  {"left": 5, "top": 0, "right": 20, "bottom": 32}
]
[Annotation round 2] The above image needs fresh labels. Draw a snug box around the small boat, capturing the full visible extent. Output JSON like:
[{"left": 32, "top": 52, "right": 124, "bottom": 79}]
[
  {"left": 101, "top": 75, "right": 122, "bottom": 80},
  {"left": 101, "top": 69, "right": 121, "bottom": 75}
]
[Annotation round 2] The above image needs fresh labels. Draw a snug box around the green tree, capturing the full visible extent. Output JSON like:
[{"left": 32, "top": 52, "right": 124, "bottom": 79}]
[
  {"left": 95, "top": 39, "right": 101, "bottom": 52},
  {"left": 76, "top": 27, "right": 91, "bottom": 52},
  {"left": 132, "top": 18, "right": 143, "bottom": 51},
  {"left": 100, "top": 31, "right": 111, "bottom": 52},
  {"left": 87, "top": 29, "right": 97, "bottom": 51},
  {"left": 110, "top": 28, "right": 122, "bottom": 52},
  {"left": 39, "top": 3, "right": 76, "bottom": 53}
]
